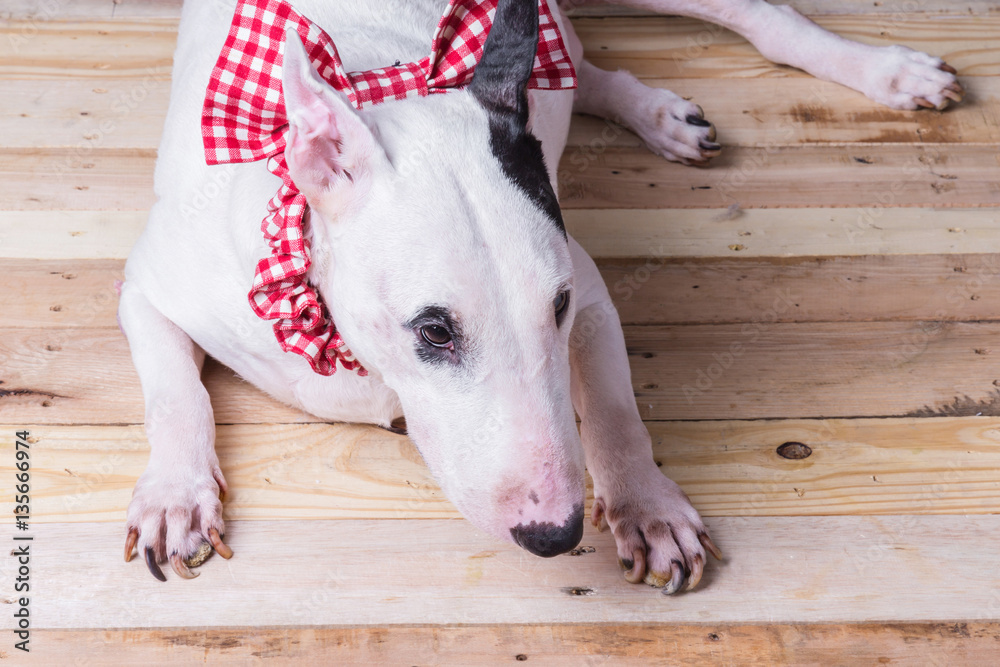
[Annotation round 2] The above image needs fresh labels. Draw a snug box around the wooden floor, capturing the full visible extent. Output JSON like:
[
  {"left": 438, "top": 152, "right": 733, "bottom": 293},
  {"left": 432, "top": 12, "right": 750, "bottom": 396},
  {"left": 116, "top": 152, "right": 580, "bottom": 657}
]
[{"left": 3, "top": 0, "right": 1000, "bottom": 663}]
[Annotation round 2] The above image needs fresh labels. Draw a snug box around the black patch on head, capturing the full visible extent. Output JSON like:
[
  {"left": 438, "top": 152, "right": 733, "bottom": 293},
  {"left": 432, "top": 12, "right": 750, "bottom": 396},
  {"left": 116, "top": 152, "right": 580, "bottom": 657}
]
[
  {"left": 468, "top": 0, "right": 566, "bottom": 238},
  {"left": 485, "top": 114, "right": 566, "bottom": 237},
  {"left": 405, "top": 305, "right": 463, "bottom": 366}
]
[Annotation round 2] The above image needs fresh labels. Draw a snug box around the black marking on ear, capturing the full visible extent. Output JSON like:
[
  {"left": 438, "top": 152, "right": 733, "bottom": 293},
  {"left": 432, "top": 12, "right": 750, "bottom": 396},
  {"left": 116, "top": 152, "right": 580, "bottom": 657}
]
[{"left": 469, "top": 0, "right": 567, "bottom": 238}]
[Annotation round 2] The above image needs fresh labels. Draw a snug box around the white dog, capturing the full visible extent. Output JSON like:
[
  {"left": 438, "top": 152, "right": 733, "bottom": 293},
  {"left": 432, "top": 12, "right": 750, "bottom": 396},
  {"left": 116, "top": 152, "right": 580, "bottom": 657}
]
[{"left": 120, "top": 0, "right": 960, "bottom": 589}]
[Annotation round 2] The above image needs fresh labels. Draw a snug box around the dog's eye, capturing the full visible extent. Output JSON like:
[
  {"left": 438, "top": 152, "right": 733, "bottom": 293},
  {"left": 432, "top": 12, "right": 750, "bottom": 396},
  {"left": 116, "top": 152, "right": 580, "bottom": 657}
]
[
  {"left": 420, "top": 324, "right": 452, "bottom": 348},
  {"left": 554, "top": 290, "right": 570, "bottom": 321}
]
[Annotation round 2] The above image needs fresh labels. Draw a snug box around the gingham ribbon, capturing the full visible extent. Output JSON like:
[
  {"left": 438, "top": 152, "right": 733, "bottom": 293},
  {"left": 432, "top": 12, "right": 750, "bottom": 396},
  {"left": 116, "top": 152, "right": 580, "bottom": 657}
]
[{"left": 200, "top": 0, "right": 576, "bottom": 376}]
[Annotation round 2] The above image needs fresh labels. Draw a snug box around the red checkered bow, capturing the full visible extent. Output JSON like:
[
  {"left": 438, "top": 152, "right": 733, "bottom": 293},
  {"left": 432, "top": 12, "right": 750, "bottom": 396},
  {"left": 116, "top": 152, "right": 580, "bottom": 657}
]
[{"left": 201, "top": 0, "right": 577, "bottom": 375}]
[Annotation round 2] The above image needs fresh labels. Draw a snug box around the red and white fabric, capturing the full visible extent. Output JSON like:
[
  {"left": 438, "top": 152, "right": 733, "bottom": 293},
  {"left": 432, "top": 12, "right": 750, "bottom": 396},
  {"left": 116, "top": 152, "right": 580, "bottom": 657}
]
[{"left": 202, "top": 0, "right": 577, "bottom": 375}]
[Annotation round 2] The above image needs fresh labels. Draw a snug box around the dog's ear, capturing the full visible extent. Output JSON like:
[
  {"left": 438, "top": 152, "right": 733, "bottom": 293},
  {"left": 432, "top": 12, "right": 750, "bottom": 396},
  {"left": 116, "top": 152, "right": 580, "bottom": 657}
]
[
  {"left": 468, "top": 0, "right": 539, "bottom": 125},
  {"left": 281, "top": 29, "right": 383, "bottom": 209}
]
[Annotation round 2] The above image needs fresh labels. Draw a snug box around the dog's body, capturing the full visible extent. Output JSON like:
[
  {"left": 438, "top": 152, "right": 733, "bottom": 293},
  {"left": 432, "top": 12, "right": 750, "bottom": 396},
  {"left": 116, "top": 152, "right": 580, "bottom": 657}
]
[{"left": 121, "top": 0, "right": 960, "bottom": 586}]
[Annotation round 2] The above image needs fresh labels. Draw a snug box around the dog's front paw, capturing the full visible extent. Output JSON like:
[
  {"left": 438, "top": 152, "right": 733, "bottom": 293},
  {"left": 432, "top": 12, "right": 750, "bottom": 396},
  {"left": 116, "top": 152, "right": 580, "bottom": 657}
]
[
  {"left": 861, "top": 45, "right": 963, "bottom": 110},
  {"left": 632, "top": 89, "right": 721, "bottom": 166},
  {"left": 592, "top": 468, "right": 721, "bottom": 594},
  {"left": 124, "top": 460, "right": 232, "bottom": 581}
]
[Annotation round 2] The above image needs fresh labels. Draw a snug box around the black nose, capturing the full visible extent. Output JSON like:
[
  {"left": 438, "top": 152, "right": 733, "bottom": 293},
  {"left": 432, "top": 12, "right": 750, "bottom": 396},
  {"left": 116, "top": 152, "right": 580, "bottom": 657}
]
[{"left": 510, "top": 504, "right": 584, "bottom": 558}]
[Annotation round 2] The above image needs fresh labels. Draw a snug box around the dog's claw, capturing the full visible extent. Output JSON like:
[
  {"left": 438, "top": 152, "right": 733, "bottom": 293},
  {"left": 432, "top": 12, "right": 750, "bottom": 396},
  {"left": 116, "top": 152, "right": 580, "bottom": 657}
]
[
  {"left": 145, "top": 547, "right": 166, "bottom": 582},
  {"left": 170, "top": 552, "right": 199, "bottom": 579},
  {"left": 663, "top": 559, "right": 687, "bottom": 595},
  {"left": 699, "top": 532, "right": 723, "bottom": 560},
  {"left": 686, "top": 552, "right": 705, "bottom": 591},
  {"left": 623, "top": 547, "right": 646, "bottom": 584},
  {"left": 939, "top": 63, "right": 957, "bottom": 74},
  {"left": 124, "top": 528, "right": 138, "bottom": 563},
  {"left": 914, "top": 97, "right": 936, "bottom": 109},
  {"left": 209, "top": 527, "right": 233, "bottom": 559}
]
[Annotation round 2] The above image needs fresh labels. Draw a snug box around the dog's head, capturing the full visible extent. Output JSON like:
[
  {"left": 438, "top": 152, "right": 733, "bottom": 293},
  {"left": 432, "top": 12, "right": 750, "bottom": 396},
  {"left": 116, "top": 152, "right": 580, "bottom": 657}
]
[{"left": 282, "top": 0, "right": 585, "bottom": 556}]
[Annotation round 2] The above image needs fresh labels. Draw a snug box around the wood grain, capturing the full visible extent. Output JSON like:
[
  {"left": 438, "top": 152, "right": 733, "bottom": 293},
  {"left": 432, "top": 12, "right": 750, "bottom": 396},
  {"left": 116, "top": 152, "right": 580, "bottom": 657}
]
[
  {"left": 9, "top": 76, "right": 1000, "bottom": 151},
  {"left": 24, "top": 622, "right": 1000, "bottom": 665},
  {"left": 577, "top": 16, "right": 1000, "bottom": 79},
  {"left": 627, "top": 321, "right": 1000, "bottom": 421},
  {"left": 6, "top": 144, "right": 999, "bottom": 212},
  {"left": 6, "top": 321, "right": 1000, "bottom": 424},
  {"left": 8, "top": 416, "right": 1000, "bottom": 523},
  {"left": 7, "top": 0, "right": 998, "bottom": 22},
  {"left": 0, "top": 328, "right": 314, "bottom": 425},
  {"left": 567, "top": 77, "right": 1000, "bottom": 148},
  {"left": 5, "top": 207, "right": 999, "bottom": 260},
  {"left": 0, "top": 211, "right": 145, "bottom": 259},
  {"left": 4, "top": 517, "right": 1000, "bottom": 627},
  {"left": 558, "top": 145, "right": 1000, "bottom": 210},
  {"left": 8, "top": 254, "right": 1000, "bottom": 330}
]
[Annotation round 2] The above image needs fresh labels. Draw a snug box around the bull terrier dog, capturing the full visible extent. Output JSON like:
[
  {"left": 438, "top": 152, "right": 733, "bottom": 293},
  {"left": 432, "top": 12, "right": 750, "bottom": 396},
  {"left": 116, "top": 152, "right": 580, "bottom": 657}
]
[{"left": 120, "top": 0, "right": 961, "bottom": 589}]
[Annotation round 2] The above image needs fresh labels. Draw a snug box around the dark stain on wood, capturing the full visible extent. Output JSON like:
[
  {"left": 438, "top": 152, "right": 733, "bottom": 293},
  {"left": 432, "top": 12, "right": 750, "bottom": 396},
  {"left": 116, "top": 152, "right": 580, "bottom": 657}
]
[
  {"left": 789, "top": 104, "right": 834, "bottom": 124},
  {"left": 0, "top": 387, "right": 64, "bottom": 400},
  {"left": 561, "top": 587, "right": 596, "bottom": 596},
  {"left": 906, "top": 390, "right": 1000, "bottom": 418}
]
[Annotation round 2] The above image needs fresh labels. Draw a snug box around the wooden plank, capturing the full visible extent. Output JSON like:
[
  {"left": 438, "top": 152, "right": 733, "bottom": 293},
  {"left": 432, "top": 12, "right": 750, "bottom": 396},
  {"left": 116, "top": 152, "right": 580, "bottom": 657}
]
[
  {"left": 567, "top": 77, "right": 1000, "bottom": 148},
  {"left": 0, "top": 329, "right": 315, "bottom": 425},
  {"left": 4, "top": 516, "right": 1000, "bottom": 627},
  {"left": 568, "top": 1, "right": 1000, "bottom": 17},
  {"left": 0, "top": 19, "right": 176, "bottom": 80},
  {"left": 0, "top": 149, "right": 155, "bottom": 210},
  {"left": 0, "top": 260, "right": 124, "bottom": 330},
  {"left": 7, "top": 144, "right": 1000, "bottom": 212},
  {"left": 4, "top": 78, "right": 171, "bottom": 149},
  {"left": 7, "top": 320, "right": 1000, "bottom": 424},
  {"left": 9, "top": 76, "right": 1000, "bottom": 151},
  {"left": 577, "top": 16, "right": 1000, "bottom": 80},
  {"left": 4, "top": 14, "right": 997, "bottom": 81},
  {"left": 603, "top": 253, "right": 1000, "bottom": 325},
  {"left": 627, "top": 321, "right": 1000, "bottom": 421},
  {"left": 4, "top": 207, "right": 999, "bottom": 261},
  {"left": 0, "top": 0, "right": 183, "bottom": 21},
  {"left": 25, "top": 622, "right": 1000, "bottom": 665},
  {"left": 565, "top": 208, "right": 1000, "bottom": 258},
  {"left": 9, "top": 416, "right": 1000, "bottom": 523},
  {"left": 9, "top": 254, "right": 1000, "bottom": 330},
  {"left": 6, "top": 0, "right": 996, "bottom": 22},
  {"left": 0, "top": 211, "right": 144, "bottom": 259},
  {"left": 558, "top": 145, "right": 1000, "bottom": 209}
]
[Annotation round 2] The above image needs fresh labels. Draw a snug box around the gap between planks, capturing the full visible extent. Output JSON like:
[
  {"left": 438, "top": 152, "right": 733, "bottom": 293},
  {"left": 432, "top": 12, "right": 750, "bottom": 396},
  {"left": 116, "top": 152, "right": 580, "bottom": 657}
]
[
  {"left": 4, "top": 516, "right": 1000, "bottom": 628},
  {"left": 6, "top": 416, "right": 1000, "bottom": 523}
]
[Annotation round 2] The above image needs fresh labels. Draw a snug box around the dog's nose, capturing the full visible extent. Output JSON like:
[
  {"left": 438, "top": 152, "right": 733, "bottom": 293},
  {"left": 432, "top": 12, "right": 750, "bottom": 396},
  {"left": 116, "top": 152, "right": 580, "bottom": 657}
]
[{"left": 509, "top": 503, "right": 584, "bottom": 557}]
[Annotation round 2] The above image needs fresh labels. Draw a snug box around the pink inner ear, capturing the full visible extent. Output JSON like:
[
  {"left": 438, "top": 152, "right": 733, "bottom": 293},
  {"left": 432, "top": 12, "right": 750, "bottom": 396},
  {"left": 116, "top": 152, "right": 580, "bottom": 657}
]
[{"left": 285, "top": 93, "right": 349, "bottom": 192}]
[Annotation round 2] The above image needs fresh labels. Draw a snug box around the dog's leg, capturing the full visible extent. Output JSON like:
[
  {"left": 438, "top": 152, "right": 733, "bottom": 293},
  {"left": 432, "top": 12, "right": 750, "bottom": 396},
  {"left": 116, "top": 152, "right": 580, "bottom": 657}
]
[
  {"left": 571, "top": 0, "right": 962, "bottom": 111},
  {"left": 562, "top": 10, "right": 721, "bottom": 166},
  {"left": 118, "top": 282, "right": 231, "bottom": 581},
  {"left": 567, "top": 238, "right": 721, "bottom": 593},
  {"left": 576, "top": 58, "right": 722, "bottom": 165}
]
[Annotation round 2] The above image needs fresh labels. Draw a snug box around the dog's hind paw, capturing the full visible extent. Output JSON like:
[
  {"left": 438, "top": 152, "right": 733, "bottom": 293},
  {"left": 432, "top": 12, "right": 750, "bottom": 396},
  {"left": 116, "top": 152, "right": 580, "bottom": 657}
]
[
  {"left": 860, "top": 45, "right": 963, "bottom": 111},
  {"left": 632, "top": 89, "right": 721, "bottom": 167},
  {"left": 592, "top": 467, "right": 721, "bottom": 594},
  {"left": 124, "top": 462, "right": 232, "bottom": 581}
]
